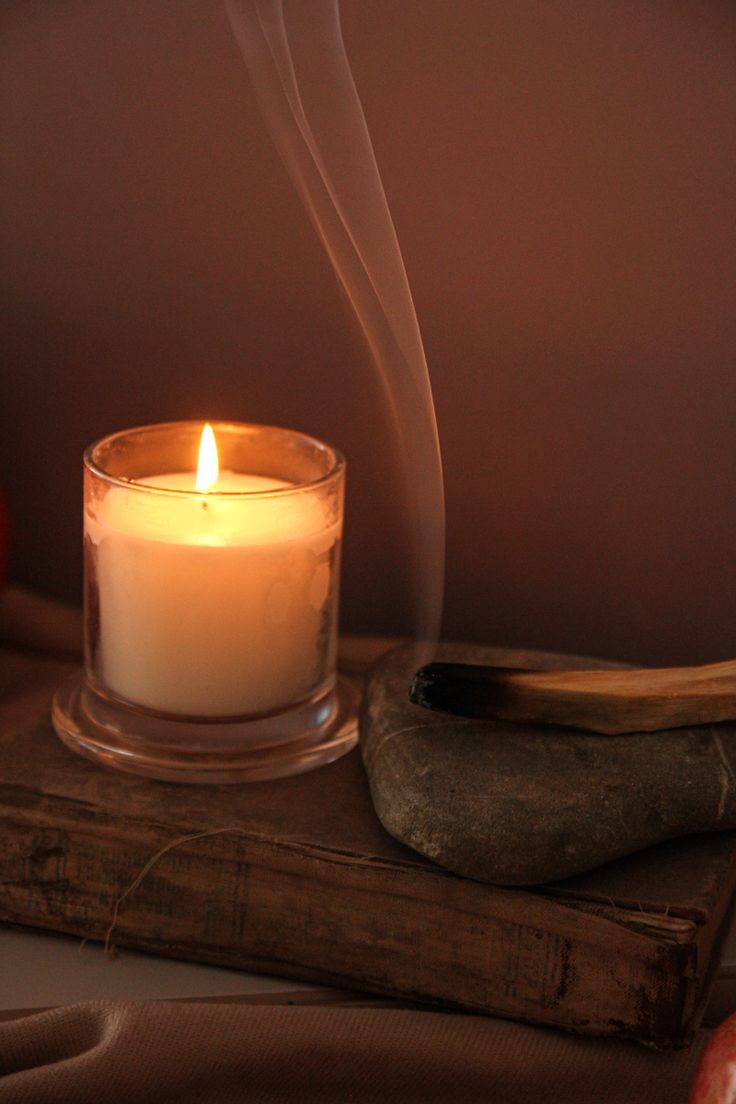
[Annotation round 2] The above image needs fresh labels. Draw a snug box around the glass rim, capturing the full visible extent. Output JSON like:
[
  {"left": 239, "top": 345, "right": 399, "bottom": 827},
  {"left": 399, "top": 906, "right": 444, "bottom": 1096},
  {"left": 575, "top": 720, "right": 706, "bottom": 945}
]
[{"left": 84, "top": 420, "right": 345, "bottom": 498}]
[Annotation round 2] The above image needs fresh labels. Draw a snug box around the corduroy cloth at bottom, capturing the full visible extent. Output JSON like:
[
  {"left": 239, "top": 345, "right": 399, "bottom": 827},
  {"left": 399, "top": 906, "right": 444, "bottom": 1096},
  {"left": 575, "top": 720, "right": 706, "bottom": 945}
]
[{"left": 0, "top": 1001, "right": 707, "bottom": 1104}]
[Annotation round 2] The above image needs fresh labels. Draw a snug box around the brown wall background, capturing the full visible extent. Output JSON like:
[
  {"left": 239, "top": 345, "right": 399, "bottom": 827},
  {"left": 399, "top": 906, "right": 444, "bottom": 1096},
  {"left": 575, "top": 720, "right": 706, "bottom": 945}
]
[{"left": 1, "top": 0, "right": 734, "bottom": 665}]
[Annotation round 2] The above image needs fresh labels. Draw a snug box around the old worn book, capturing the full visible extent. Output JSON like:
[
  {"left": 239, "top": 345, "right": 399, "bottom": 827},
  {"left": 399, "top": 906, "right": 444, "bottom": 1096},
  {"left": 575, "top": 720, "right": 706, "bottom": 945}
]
[{"left": 1, "top": 644, "right": 735, "bottom": 1047}]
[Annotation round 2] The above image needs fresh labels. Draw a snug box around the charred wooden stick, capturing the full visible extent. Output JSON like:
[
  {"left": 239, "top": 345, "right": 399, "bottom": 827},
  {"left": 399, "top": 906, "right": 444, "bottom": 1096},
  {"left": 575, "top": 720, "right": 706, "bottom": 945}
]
[{"left": 409, "top": 659, "right": 736, "bottom": 735}]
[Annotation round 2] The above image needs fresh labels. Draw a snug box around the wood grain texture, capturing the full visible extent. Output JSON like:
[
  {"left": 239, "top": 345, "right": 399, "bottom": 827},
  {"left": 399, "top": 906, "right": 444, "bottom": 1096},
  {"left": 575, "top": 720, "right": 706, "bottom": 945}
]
[
  {"left": 410, "top": 658, "right": 736, "bottom": 734},
  {"left": 0, "top": 642, "right": 735, "bottom": 1047}
]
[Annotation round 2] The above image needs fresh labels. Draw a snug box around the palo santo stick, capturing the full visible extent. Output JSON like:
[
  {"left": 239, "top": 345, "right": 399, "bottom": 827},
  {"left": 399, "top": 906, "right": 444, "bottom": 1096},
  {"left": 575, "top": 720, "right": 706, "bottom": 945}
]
[{"left": 409, "top": 659, "right": 736, "bottom": 734}]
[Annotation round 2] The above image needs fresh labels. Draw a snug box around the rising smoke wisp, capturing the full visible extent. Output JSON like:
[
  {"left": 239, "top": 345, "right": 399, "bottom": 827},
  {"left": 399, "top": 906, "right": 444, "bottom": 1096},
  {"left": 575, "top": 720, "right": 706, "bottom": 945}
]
[{"left": 225, "top": 0, "right": 445, "bottom": 648}]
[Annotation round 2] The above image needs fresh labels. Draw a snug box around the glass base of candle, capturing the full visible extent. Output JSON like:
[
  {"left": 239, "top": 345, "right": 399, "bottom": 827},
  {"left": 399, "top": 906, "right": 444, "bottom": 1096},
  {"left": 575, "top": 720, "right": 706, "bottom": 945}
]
[{"left": 51, "top": 672, "right": 360, "bottom": 784}]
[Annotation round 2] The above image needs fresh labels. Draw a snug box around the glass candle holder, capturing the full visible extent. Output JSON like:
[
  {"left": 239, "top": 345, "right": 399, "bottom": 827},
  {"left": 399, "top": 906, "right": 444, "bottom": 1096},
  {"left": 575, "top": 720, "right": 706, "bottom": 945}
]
[{"left": 52, "top": 421, "right": 357, "bottom": 783}]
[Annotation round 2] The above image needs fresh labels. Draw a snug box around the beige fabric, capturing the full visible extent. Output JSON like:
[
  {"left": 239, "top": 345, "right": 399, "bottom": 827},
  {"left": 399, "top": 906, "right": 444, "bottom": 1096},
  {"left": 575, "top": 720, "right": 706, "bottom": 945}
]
[{"left": 0, "top": 1000, "right": 707, "bottom": 1103}]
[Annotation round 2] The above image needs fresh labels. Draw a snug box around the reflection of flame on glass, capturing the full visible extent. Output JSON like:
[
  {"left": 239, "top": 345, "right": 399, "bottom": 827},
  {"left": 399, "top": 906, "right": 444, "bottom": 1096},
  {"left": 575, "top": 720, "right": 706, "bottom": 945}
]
[
  {"left": 196, "top": 423, "right": 219, "bottom": 493},
  {"left": 225, "top": 0, "right": 445, "bottom": 652}
]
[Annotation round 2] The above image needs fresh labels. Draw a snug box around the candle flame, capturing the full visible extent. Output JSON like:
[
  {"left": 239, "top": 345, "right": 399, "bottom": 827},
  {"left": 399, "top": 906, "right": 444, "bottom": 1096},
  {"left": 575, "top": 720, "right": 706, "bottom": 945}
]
[{"left": 196, "top": 423, "right": 219, "bottom": 493}]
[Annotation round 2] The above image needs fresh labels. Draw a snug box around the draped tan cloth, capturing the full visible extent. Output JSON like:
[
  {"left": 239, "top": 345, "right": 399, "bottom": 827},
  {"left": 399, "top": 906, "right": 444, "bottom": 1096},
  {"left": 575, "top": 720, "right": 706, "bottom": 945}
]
[{"left": 0, "top": 1001, "right": 706, "bottom": 1104}]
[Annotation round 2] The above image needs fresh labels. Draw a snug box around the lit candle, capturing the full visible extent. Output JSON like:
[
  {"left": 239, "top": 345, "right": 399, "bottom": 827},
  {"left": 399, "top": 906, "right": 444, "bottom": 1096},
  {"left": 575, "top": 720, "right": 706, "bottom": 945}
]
[{"left": 87, "top": 423, "right": 341, "bottom": 718}]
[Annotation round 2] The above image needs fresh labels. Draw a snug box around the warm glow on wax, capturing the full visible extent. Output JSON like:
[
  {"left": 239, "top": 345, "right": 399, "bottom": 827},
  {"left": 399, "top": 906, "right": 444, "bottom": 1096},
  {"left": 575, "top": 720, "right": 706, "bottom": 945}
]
[
  {"left": 85, "top": 423, "right": 342, "bottom": 719},
  {"left": 196, "top": 423, "right": 219, "bottom": 493}
]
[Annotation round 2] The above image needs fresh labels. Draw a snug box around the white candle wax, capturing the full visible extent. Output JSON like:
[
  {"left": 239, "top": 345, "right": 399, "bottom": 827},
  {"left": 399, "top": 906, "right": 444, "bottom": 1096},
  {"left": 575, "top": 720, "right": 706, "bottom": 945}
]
[{"left": 87, "top": 469, "right": 340, "bottom": 717}]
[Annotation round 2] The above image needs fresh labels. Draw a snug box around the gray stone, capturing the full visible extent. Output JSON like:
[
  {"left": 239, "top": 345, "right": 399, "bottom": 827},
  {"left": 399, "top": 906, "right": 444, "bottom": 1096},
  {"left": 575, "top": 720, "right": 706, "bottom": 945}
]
[{"left": 360, "top": 643, "right": 736, "bottom": 885}]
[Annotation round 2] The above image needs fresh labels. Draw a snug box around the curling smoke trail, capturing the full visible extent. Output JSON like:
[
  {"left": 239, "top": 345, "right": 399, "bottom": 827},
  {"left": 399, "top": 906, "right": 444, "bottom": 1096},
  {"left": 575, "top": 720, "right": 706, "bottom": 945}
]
[{"left": 225, "top": 0, "right": 445, "bottom": 648}]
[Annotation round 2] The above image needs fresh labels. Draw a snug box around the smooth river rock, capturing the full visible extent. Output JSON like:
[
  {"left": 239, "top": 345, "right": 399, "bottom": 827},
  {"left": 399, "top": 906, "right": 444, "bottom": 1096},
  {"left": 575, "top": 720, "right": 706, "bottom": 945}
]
[{"left": 359, "top": 643, "right": 736, "bottom": 885}]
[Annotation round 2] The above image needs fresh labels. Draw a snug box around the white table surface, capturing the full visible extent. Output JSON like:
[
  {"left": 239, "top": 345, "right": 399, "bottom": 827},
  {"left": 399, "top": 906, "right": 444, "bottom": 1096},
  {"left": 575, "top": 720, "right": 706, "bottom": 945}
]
[{"left": 0, "top": 926, "right": 314, "bottom": 1013}]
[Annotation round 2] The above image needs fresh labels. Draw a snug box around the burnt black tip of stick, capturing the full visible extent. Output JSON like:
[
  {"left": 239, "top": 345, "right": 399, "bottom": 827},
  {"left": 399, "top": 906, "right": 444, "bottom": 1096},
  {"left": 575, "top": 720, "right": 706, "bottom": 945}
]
[{"left": 410, "top": 662, "right": 527, "bottom": 719}]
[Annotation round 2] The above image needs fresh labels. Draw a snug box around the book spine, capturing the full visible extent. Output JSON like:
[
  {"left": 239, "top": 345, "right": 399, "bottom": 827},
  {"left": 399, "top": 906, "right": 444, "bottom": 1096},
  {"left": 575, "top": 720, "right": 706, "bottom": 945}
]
[{"left": 0, "top": 799, "right": 693, "bottom": 1046}]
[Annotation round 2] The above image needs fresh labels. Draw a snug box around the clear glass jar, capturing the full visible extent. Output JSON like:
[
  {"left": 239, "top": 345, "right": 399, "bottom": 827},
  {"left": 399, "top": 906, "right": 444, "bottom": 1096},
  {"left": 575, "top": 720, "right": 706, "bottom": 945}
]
[{"left": 53, "top": 421, "right": 357, "bottom": 782}]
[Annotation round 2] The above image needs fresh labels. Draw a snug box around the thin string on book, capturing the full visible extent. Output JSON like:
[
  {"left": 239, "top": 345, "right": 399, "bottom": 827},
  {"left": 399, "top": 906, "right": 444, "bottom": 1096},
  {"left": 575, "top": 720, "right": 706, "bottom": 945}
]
[{"left": 79, "top": 827, "right": 249, "bottom": 958}]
